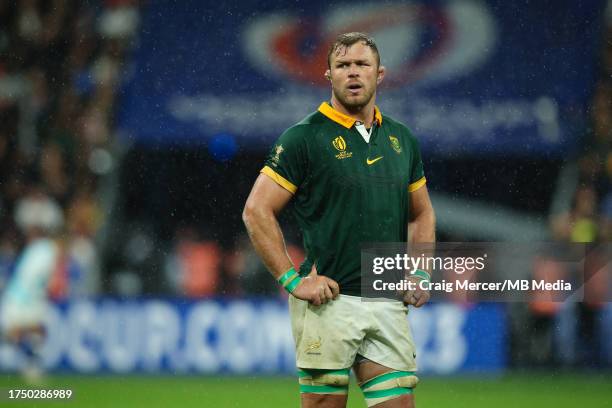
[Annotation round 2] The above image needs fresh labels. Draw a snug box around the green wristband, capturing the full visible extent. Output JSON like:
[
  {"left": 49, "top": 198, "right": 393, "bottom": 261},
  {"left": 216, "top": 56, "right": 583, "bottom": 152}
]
[
  {"left": 278, "top": 268, "right": 297, "bottom": 285},
  {"left": 285, "top": 276, "right": 302, "bottom": 293},
  {"left": 412, "top": 269, "right": 431, "bottom": 282},
  {"left": 278, "top": 267, "right": 302, "bottom": 293}
]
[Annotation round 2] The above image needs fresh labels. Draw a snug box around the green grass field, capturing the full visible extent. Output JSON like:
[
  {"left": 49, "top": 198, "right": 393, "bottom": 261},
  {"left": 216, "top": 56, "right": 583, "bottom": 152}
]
[{"left": 2, "top": 373, "right": 611, "bottom": 407}]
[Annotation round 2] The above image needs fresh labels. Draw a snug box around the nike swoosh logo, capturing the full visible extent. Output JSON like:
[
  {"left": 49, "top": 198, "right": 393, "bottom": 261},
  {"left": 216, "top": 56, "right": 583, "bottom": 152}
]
[{"left": 366, "top": 156, "right": 383, "bottom": 165}]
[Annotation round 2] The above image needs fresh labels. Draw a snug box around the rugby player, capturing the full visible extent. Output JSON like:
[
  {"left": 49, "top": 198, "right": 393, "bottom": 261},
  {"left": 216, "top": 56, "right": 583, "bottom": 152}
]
[
  {"left": 1, "top": 189, "right": 64, "bottom": 382},
  {"left": 243, "top": 32, "right": 436, "bottom": 408}
]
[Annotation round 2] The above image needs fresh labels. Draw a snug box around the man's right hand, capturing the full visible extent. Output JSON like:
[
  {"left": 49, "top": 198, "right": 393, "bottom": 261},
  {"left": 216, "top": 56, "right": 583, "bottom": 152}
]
[{"left": 292, "top": 275, "right": 340, "bottom": 305}]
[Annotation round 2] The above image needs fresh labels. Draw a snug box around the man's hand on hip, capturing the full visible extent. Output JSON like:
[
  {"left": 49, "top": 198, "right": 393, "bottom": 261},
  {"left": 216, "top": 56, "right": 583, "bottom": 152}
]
[
  {"left": 292, "top": 270, "right": 340, "bottom": 306},
  {"left": 402, "top": 276, "right": 430, "bottom": 308}
]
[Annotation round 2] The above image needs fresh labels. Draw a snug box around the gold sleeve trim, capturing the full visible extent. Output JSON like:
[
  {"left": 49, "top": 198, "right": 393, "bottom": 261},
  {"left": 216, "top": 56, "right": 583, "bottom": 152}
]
[
  {"left": 408, "top": 176, "right": 426, "bottom": 192},
  {"left": 261, "top": 166, "right": 298, "bottom": 194}
]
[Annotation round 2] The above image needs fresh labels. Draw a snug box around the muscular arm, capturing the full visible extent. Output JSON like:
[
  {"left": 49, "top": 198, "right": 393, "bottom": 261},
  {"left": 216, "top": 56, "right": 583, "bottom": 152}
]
[
  {"left": 242, "top": 174, "right": 295, "bottom": 279},
  {"left": 405, "top": 184, "right": 436, "bottom": 307},
  {"left": 409, "top": 184, "right": 436, "bottom": 244},
  {"left": 242, "top": 174, "right": 339, "bottom": 304}
]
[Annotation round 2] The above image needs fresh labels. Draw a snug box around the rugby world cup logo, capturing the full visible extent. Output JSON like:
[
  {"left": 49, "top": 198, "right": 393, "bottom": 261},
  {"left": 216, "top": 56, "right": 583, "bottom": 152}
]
[
  {"left": 333, "top": 136, "right": 347, "bottom": 151},
  {"left": 242, "top": 1, "right": 496, "bottom": 88},
  {"left": 332, "top": 136, "right": 352, "bottom": 160}
]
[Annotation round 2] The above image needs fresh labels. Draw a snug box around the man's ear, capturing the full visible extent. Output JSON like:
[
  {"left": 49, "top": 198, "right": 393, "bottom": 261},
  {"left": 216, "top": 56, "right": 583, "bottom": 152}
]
[
  {"left": 324, "top": 69, "right": 331, "bottom": 81},
  {"left": 377, "top": 66, "right": 386, "bottom": 85}
]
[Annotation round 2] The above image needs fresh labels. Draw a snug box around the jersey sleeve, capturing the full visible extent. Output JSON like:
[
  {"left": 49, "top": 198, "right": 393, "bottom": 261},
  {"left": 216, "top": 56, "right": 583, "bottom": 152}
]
[
  {"left": 10, "top": 240, "right": 57, "bottom": 297},
  {"left": 408, "top": 135, "right": 426, "bottom": 192},
  {"left": 261, "top": 126, "right": 307, "bottom": 194}
]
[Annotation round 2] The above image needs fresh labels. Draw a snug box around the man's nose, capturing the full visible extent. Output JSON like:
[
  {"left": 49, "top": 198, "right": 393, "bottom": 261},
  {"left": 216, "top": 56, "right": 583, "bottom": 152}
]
[{"left": 348, "top": 64, "right": 359, "bottom": 76}]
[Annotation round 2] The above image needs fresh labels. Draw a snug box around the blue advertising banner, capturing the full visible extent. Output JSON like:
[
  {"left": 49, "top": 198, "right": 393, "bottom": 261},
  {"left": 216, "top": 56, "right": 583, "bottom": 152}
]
[
  {"left": 119, "top": 0, "right": 604, "bottom": 155},
  {"left": 0, "top": 299, "right": 506, "bottom": 374}
]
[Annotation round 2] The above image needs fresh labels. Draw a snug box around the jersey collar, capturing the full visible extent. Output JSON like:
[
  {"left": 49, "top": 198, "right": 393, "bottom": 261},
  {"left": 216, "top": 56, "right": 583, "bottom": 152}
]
[{"left": 318, "top": 102, "right": 383, "bottom": 129}]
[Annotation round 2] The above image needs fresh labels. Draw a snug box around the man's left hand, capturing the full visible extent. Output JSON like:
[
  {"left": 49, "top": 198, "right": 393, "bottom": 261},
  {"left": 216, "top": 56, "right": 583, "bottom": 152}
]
[{"left": 402, "top": 276, "right": 430, "bottom": 307}]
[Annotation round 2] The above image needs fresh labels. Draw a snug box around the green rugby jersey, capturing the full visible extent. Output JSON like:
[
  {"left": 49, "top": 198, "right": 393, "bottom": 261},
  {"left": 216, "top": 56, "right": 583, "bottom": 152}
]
[{"left": 262, "top": 102, "right": 426, "bottom": 296}]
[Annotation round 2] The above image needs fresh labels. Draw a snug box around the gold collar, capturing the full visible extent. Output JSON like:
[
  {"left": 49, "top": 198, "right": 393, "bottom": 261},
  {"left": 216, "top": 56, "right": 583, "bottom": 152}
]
[{"left": 318, "top": 102, "right": 382, "bottom": 129}]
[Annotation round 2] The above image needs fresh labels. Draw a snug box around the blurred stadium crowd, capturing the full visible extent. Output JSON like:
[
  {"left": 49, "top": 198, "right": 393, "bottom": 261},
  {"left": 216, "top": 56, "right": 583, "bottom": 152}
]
[
  {"left": 522, "top": 3, "right": 612, "bottom": 369},
  {"left": 0, "top": 0, "right": 610, "bottom": 371},
  {"left": 503, "top": 4, "right": 612, "bottom": 253},
  {"left": 0, "top": 0, "right": 138, "bottom": 298}
]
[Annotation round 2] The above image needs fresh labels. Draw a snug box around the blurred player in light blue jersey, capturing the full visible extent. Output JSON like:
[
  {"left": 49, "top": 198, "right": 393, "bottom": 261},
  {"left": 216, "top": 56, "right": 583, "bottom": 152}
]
[{"left": 0, "top": 187, "right": 64, "bottom": 382}]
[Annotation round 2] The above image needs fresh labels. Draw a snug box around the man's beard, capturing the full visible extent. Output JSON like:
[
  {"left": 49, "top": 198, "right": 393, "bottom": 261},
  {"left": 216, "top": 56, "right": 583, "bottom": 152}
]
[{"left": 332, "top": 85, "right": 375, "bottom": 111}]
